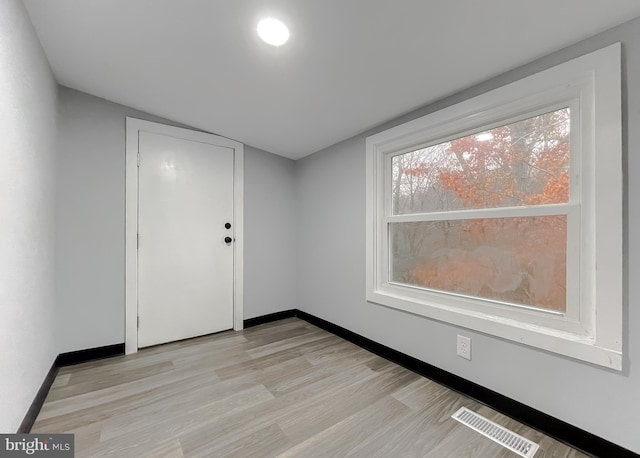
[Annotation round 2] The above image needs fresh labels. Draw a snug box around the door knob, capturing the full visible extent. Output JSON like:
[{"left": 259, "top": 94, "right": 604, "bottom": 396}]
[{"left": 224, "top": 236, "right": 233, "bottom": 244}]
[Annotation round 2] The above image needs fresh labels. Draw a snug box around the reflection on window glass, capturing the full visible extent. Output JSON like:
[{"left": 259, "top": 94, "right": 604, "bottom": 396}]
[
  {"left": 392, "top": 108, "right": 570, "bottom": 214},
  {"left": 390, "top": 216, "right": 567, "bottom": 311}
]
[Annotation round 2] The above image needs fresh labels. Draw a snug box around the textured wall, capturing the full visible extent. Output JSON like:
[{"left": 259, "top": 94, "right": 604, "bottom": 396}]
[
  {"left": 0, "top": 0, "right": 58, "bottom": 433},
  {"left": 244, "top": 147, "right": 297, "bottom": 318}
]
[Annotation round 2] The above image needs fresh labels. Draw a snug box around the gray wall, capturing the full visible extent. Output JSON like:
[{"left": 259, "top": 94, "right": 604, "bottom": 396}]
[
  {"left": 296, "top": 17, "right": 640, "bottom": 453},
  {"left": 56, "top": 87, "right": 296, "bottom": 352},
  {"left": 0, "top": 0, "right": 58, "bottom": 432},
  {"left": 244, "top": 147, "right": 297, "bottom": 318}
]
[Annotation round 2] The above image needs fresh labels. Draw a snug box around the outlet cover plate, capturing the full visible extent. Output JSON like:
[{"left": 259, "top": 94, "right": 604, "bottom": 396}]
[{"left": 457, "top": 335, "right": 471, "bottom": 360}]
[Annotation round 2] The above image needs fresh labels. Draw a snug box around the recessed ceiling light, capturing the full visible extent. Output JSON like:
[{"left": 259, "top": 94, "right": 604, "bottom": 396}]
[{"left": 257, "top": 17, "right": 289, "bottom": 47}]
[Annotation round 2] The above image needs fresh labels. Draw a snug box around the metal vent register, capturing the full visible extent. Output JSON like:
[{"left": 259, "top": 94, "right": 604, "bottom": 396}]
[{"left": 451, "top": 407, "right": 540, "bottom": 457}]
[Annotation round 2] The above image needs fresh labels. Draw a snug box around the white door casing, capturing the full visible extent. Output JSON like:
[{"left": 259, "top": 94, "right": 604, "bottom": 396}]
[{"left": 125, "top": 118, "right": 244, "bottom": 354}]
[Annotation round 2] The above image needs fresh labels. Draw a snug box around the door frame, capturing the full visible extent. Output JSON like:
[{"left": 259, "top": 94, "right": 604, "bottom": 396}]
[{"left": 125, "top": 117, "right": 244, "bottom": 354}]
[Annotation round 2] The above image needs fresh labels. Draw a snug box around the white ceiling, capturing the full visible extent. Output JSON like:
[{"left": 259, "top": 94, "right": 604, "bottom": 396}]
[{"left": 23, "top": 1, "right": 640, "bottom": 160}]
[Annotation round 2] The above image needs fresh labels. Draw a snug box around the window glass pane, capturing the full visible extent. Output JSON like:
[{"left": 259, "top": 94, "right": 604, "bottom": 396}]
[
  {"left": 390, "top": 216, "right": 567, "bottom": 312},
  {"left": 391, "top": 108, "right": 570, "bottom": 214}
]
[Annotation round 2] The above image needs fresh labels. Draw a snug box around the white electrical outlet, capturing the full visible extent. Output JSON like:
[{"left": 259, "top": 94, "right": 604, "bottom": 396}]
[{"left": 457, "top": 335, "right": 471, "bottom": 360}]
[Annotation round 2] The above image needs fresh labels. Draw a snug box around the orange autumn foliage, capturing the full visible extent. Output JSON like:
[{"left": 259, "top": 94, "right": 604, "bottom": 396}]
[{"left": 405, "top": 110, "right": 570, "bottom": 311}]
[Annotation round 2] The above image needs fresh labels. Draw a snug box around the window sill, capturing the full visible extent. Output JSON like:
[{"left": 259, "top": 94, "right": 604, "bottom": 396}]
[{"left": 367, "top": 289, "right": 622, "bottom": 370}]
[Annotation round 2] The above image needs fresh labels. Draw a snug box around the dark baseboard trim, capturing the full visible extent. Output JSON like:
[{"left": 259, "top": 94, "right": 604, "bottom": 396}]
[
  {"left": 243, "top": 309, "right": 297, "bottom": 328},
  {"left": 17, "top": 359, "right": 60, "bottom": 433},
  {"left": 18, "top": 343, "right": 125, "bottom": 433},
  {"left": 293, "top": 310, "right": 637, "bottom": 458},
  {"left": 57, "top": 343, "right": 125, "bottom": 367}
]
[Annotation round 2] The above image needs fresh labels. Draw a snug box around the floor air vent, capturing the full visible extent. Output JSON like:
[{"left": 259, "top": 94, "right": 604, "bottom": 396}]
[{"left": 452, "top": 407, "right": 539, "bottom": 457}]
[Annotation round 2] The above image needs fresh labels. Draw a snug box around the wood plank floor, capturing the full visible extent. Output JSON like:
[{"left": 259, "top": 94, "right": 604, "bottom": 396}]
[{"left": 33, "top": 318, "right": 587, "bottom": 457}]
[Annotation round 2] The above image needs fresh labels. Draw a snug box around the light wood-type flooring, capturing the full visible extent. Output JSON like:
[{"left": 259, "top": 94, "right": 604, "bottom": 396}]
[{"left": 33, "top": 318, "right": 587, "bottom": 457}]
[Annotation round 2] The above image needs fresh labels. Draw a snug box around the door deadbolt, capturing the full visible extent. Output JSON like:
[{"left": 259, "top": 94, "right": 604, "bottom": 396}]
[{"left": 225, "top": 222, "right": 231, "bottom": 229}]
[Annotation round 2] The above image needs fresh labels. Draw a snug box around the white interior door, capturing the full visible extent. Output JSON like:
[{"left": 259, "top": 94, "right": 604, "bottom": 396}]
[{"left": 137, "top": 131, "right": 234, "bottom": 348}]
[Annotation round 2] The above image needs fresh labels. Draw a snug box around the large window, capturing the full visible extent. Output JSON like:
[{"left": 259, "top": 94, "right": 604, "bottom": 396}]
[{"left": 366, "top": 44, "right": 622, "bottom": 369}]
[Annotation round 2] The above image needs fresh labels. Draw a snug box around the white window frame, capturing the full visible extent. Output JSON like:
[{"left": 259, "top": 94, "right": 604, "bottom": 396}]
[{"left": 366, "top": 44, "right": 622, "bottom": 370}]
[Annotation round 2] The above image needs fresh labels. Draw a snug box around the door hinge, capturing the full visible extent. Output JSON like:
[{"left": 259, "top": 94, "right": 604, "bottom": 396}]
[
  {"left": 137, "top": 233, "right": 139, "bottom": 249},
  {"left": 137, "top": 152, "right": 140, "bottom": 167},
  {"left": 137, "top": 316, "right": 140, "bottom": 329}
]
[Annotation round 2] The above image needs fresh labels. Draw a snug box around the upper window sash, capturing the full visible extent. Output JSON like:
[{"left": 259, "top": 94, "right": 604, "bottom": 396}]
[{"left": 382, "top": 99, "right": 581, "bottom": 219}]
